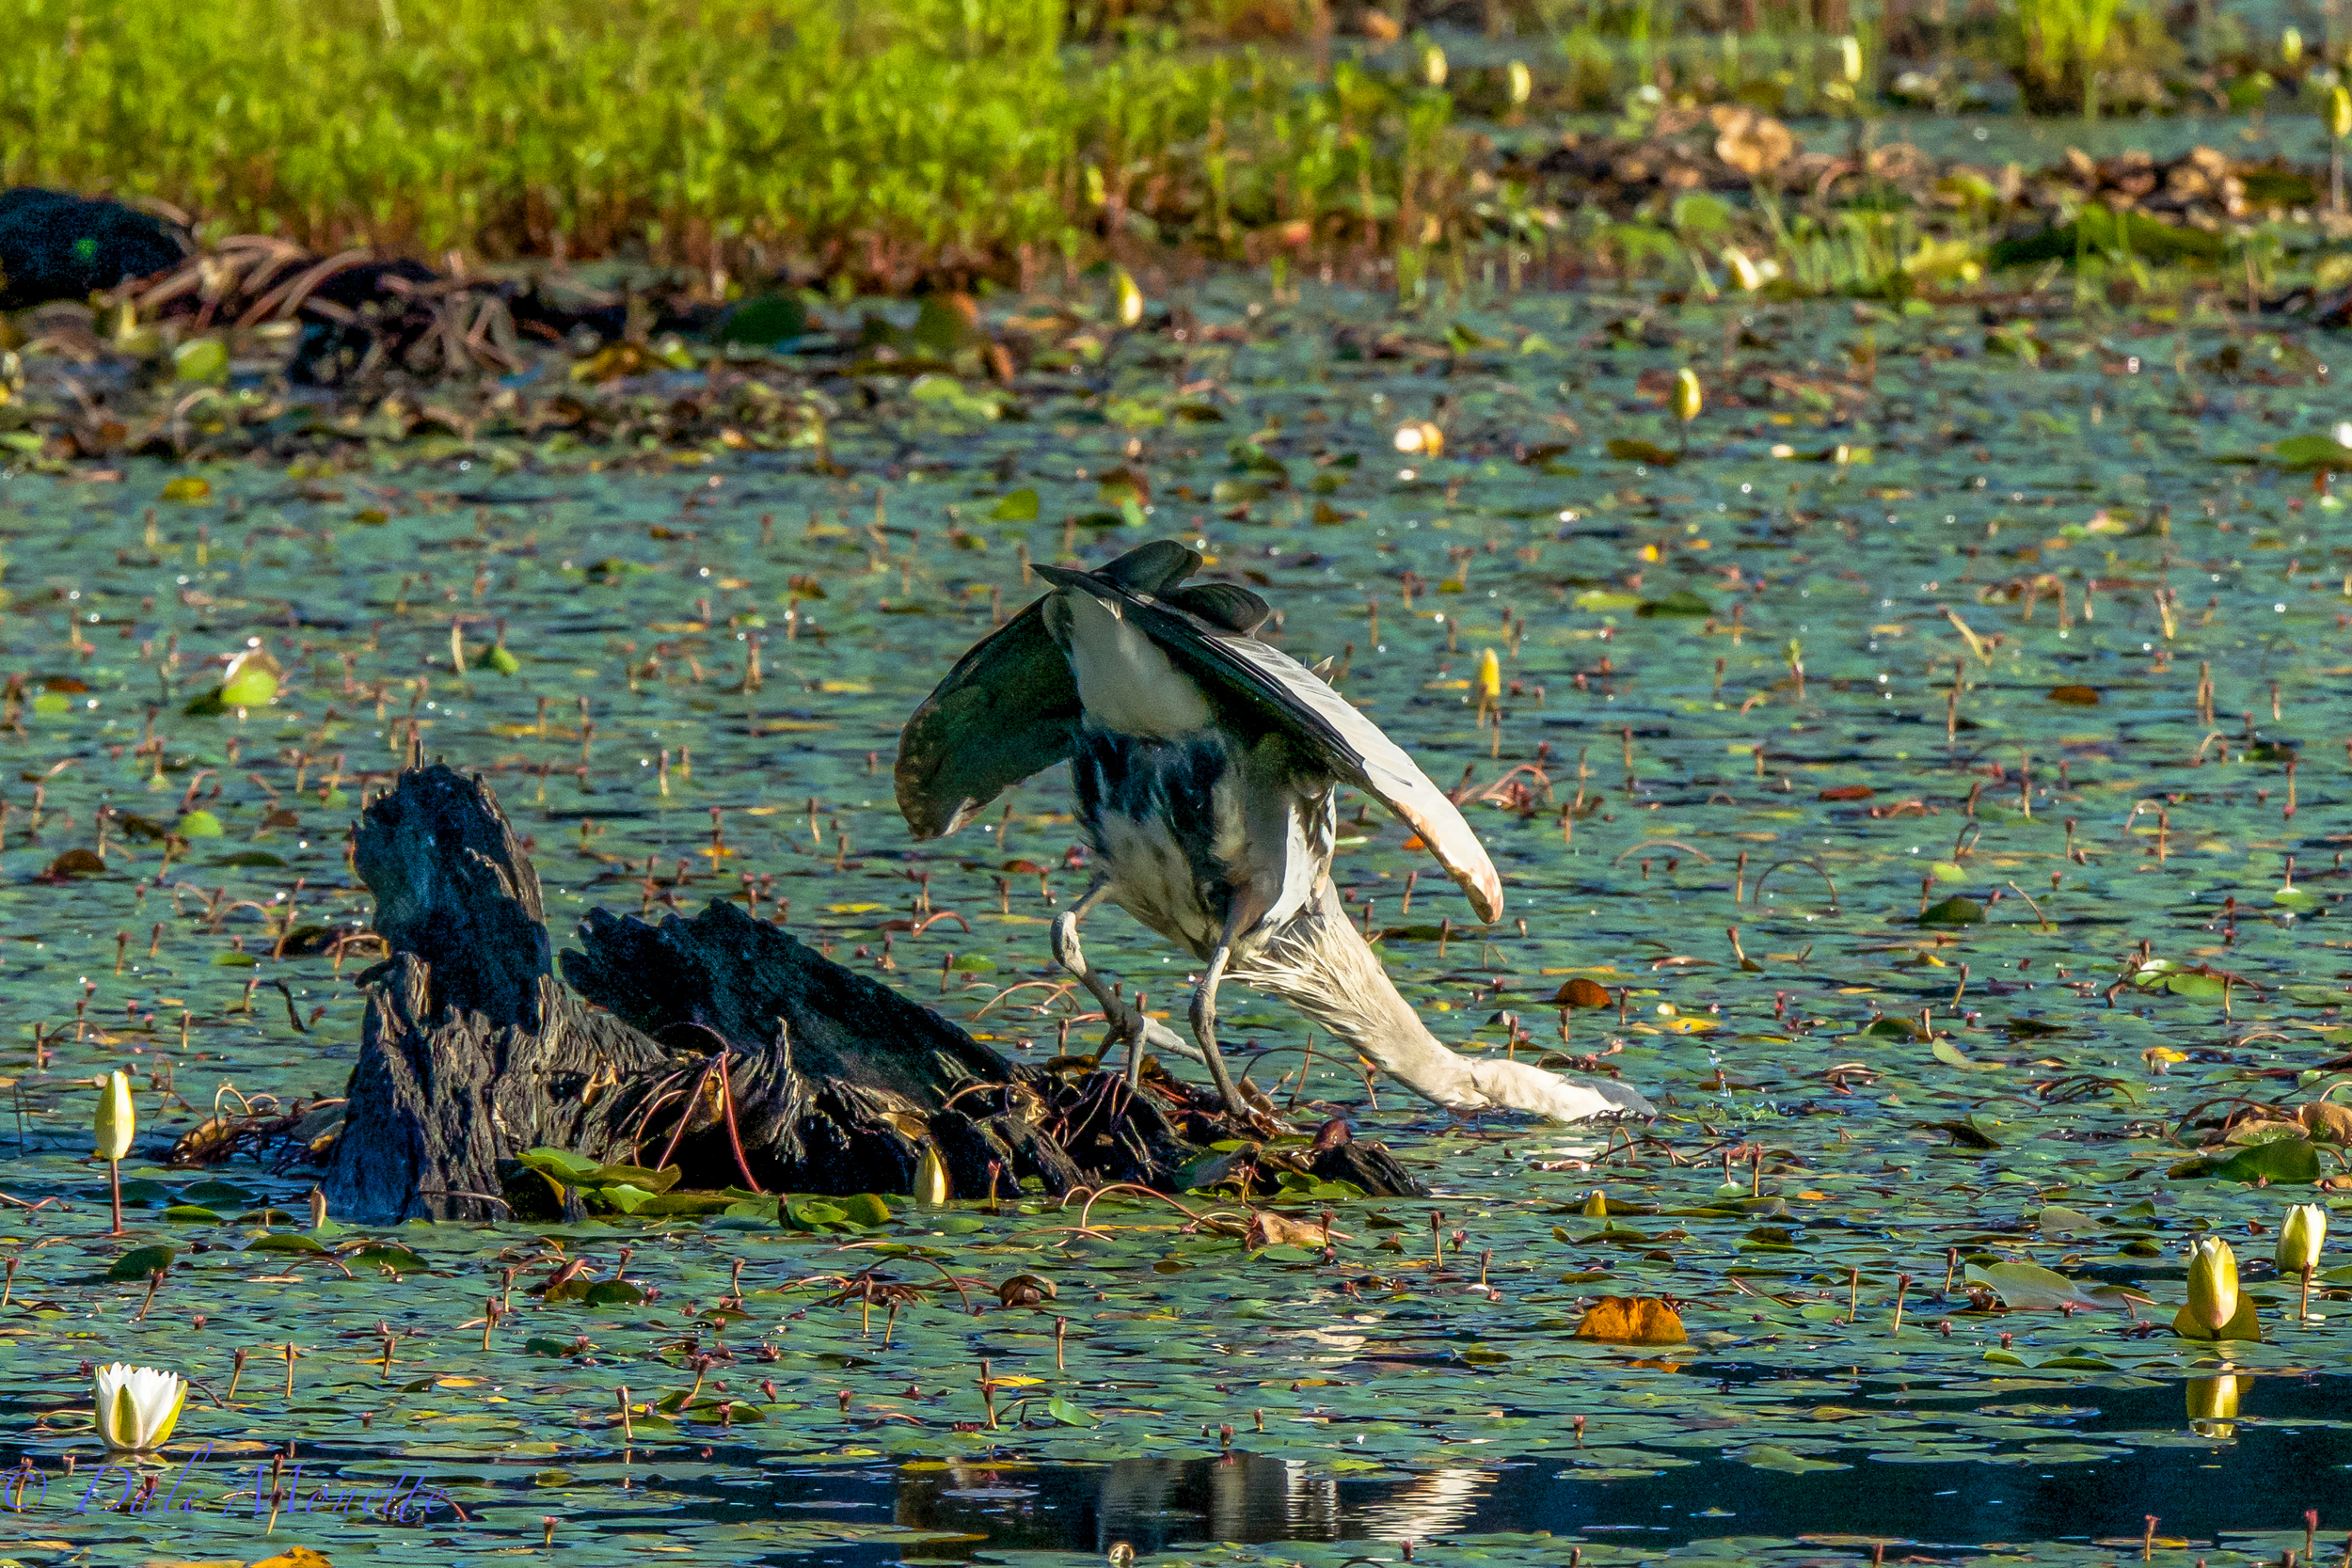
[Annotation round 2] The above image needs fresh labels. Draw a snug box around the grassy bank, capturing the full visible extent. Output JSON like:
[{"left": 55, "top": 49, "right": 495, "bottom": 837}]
[
  {"left": 5, "top": 0, "right": 1375, "bottom": 285},
  {"left": 6, "top": 0, "right": 2348, "bottom": 304}
]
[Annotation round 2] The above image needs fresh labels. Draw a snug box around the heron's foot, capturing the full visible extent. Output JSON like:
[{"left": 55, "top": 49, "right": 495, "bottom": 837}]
[{"left": 1101, "top": 1009, "right": 1202, "bottom": 1069}]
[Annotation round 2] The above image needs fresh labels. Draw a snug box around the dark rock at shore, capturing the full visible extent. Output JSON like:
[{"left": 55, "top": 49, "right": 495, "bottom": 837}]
[{"left": 0, "top": 187, "right": 186, "bottom": 309}]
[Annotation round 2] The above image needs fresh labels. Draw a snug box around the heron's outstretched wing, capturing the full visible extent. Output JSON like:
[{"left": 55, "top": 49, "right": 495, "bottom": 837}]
[
  {"left": 894, "top": 540, "right": 1209, "bottom": 841},
  {"left": 1035, "top": 563, "right": 1504, "bottom": 922},
  {"left": 894, "top": 601, "right": 1079, "bottom": 840}
]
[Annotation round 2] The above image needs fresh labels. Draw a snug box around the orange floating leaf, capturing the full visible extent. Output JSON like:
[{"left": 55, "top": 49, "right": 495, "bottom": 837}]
[
  {"left": 1573, "top": 1296, "right": 1687, "bottom": 1345},
  {"left": 1553, "top": 977, "right": 1614, "bottom": 1009}
]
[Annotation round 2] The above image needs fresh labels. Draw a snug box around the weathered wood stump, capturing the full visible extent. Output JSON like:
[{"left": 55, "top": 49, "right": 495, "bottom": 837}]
[{"left": 326, "top": 765, "right": 1425, "bottom": 1223}]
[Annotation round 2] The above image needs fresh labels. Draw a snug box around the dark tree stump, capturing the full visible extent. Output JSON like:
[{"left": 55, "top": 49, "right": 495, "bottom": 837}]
[
  {"left": 326, "top": 767, "right": 668, "bottom": 1223},
  {"left": 558, "top": 899, "right": 1188, "bottom": 1199},
  {"left": 327, "top": 765, "right": 1425, "bottom": 1222}
]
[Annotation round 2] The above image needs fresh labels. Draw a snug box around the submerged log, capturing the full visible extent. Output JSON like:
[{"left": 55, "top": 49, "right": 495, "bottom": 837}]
[{"left": 326, "top": 765, "right": 1425, "bottom": 1223}]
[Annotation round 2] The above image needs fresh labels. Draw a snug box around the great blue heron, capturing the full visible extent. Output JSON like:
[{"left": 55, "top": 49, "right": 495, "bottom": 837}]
[{"left": 896, "top": 540, "right": 1651, "bottom": 1123}]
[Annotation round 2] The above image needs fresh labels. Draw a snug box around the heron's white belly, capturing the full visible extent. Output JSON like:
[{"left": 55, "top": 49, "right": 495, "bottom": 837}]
[
  {"left": 1086, "top": 741, "right": 1332, "bottom": 961},
  {"left": 1095, "top": 807, "right": 1226, "bottom": 952}
]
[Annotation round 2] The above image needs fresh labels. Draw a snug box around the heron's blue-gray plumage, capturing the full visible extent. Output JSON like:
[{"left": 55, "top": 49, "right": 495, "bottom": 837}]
[
  {"left": 893, "top": 539, "right": 1652, "bottom": 1123},
  {"left": 1072, "top": 725, "right": 1334, "bottom": 960}
]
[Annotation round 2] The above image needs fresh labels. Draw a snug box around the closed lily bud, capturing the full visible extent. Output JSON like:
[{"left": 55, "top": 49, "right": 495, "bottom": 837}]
[
  {"left": 914, "top": 1144, "right": 951, "bottom": 1208},
  {"left": 1581, "top": 1188, "right": 1607, "bottom": 1218},
  {"left": 1506, "top": 60, "right": 1533, "bottom": 107},
  {"left": 94, "top": 1070, "right": 135, "bottom": 1164},
  {"left": 2278, "top": 1203, "right": 2326, "bottom": 1275},
  {"left": 2185, "top": 1234, "right": 2239, "bottom": 1335},
  {"left": 1111, "top": 266, "right": 1145, "bottom": 330},
  {"left": 1838, "top": 35, "right": 1864, "bottom": 86},
  {"left": 1476, "top": 648, "right": 1502, "bottom": 704},
  {"left": 2330, "top": 85, "right": 2352, "bottom": 142},
  {"left": 1672, "top": 368, "right": 1704, "bottom": 423},
  {"left": 1723, "top": 247, "right": 1765, "bottom": 292}
]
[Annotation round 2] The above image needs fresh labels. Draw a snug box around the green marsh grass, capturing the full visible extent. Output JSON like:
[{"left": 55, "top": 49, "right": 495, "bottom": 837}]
[
  {"left": 3, "top": 0, "right": 2339, "bottom": 313},
  {"left": 3, "top": 0, "right": 1477, "bottom": 286}
]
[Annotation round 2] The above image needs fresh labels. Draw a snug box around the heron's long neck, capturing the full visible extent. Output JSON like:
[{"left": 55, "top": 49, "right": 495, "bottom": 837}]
[{"left": 1232, "top": 880, "right": 1479, "bottom": 1112}]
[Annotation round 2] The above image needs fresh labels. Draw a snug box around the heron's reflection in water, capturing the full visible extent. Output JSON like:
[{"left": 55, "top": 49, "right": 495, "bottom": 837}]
[{"left": 896, "top": 1455, "right": 1494, "bottom": 1554}]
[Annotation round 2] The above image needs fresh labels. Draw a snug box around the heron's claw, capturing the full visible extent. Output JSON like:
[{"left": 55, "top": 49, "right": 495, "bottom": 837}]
[{"left": 1102, "top": 1010, "right": 1203, "bottom": 1067}]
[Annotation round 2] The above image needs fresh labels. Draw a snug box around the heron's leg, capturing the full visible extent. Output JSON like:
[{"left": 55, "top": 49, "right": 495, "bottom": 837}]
[
  {"left": 1188, "top": 918, "right": 1247, "bottom": 1110},
  {"left": 1052, "top": 882, "right": 1200, "bottom": 1072},
  {"left": 1049, "top": 879, "right": 1121, "bottom": 1031}
]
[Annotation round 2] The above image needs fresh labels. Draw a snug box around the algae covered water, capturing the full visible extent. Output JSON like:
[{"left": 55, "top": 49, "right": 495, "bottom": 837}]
[{"left": 0, "top": 275, "right": 2348, "bottom": 1563}]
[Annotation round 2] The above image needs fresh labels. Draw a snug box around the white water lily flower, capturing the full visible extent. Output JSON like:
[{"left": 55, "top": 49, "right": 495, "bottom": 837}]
[{"left": 92, "top": 1363, "right": 187, "bottom": 1451}]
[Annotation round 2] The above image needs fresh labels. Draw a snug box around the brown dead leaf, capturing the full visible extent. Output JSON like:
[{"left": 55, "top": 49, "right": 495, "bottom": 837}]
[
  {"left": 1554, "top": 977, "right": 1613, "bottom": 1009},
  {"left": 994, "top": 1272, "right": 1058, "bottom": 1307},
  {"left": 1247, "top": 1211, "right": 1349, "bottom": 1249},
  {"left": 2300, "top": 1101, "right": 2352, "bottom": 1142},
  {"left": 1818, "top": 784, "right": 1875, "bottom": 801}
]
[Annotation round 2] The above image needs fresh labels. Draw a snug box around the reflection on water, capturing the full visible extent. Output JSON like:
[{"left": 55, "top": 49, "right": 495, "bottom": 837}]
[
  {"left": 893, "top": 1456, "right": 1491, "bottom": 1555},
  {"left": 2185, "top": 1373, "right": 2241, "bottom": 1440},
  {"left": 869, "top": 1374, "right": 2352, "bottom": 1558}
]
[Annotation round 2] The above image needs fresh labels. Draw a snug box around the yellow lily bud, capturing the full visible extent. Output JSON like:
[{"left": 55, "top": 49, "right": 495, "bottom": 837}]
[
  {"left": 2281, "top": 26, "right": 2304, "bottom": 65},
  {"left": 2279, "top": 1202, "right": 2327, "bottom": 1275},
  {"left": 2280, "top": 1201, "right": 2327, "bottom": 1320},
  {"left": 1506, "top": 60, "right": 1533, "bottom": 106},
  {"left": 2185, "top": 1372, "right": 2240, "bottom": 1438},
  {"left": 1581, "top": 1188, "right": 1607, "bottom": 1217},
  {"left": 1723, "top": 246, "right": 1765, "bottom": 292},
  {"left": 1420, "top": 41, "right": 1448, "bottom": 88},
  {"left": 1673, "top": 367, "right": 1704, "bottom": 423},
  {"left": 1838, "top": 35, "right": 1864, "bottom": 86},
  {"left": 1476, "top": 647, "right": 1502, "bottom": 704},
  {"left": 94, "top": 1069, "right": 135, "bottom": 1164},
  {"left": 2185, "top": 1234, "right": 2239, "bottom": 1335},
  {"left": 913, "top": 1144, "right": 951, "bottom": 1208},
  {"left": 1111, "top": 266, "right": 1145, "bottom": 329},
  {"left": 2330, "top": 85, "right": 2352, "bottom": 141}
]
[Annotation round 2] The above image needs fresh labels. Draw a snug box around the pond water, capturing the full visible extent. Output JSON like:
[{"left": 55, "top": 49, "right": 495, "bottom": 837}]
[
  {"left": 0, "top": 276, "right": 2347, "bottom": 1564},
  {"left": 641, "top": 1371, "right": 2352, "bottom": 1562}
]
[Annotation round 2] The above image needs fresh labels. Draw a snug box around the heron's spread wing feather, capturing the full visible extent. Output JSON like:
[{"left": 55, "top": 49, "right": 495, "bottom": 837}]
[
  {"left": 1050, "top": 572, "right": 1502, "bottom": 922},
  {"left": 1162, "top": 582, "right": 1272, "bottom": 635},
  {"left": 1094, "top": 538, "right": 1202, "bottom": 594},
  {"left": 894, "top": 601, "right": 1080, "bottom": 840}
]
